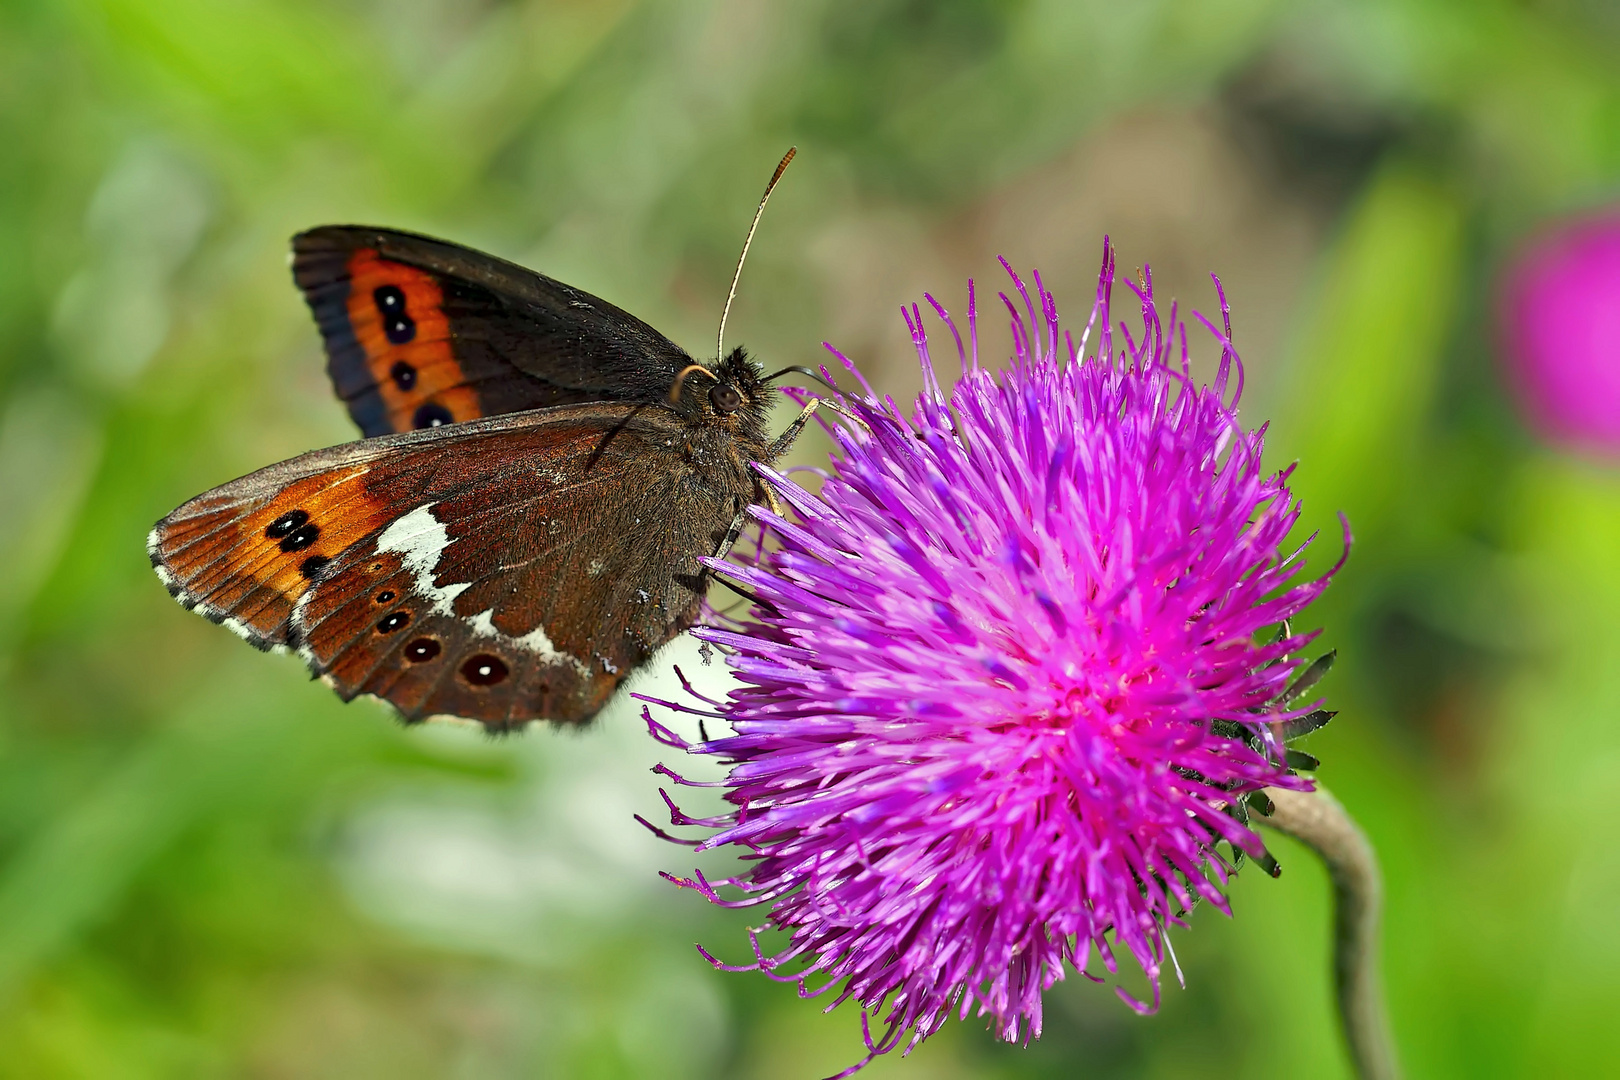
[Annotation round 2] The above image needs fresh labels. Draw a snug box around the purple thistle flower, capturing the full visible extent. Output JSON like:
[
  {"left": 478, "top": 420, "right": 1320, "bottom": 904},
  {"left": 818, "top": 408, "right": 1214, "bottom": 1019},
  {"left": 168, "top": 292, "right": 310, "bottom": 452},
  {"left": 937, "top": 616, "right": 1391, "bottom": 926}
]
[
  {"left": 1498, "top": 209, "right": 1620, "bottom": 453},
  {"left": 644, "top": 240, "right": 1347, "bottom": 1073}
]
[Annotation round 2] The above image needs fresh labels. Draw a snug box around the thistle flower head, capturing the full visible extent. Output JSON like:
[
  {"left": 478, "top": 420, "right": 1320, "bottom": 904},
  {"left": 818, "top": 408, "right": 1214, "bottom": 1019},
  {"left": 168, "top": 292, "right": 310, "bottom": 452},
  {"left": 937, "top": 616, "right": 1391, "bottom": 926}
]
[{"left": 645, "top": 241, "right": 1346, "bottom": 1073}]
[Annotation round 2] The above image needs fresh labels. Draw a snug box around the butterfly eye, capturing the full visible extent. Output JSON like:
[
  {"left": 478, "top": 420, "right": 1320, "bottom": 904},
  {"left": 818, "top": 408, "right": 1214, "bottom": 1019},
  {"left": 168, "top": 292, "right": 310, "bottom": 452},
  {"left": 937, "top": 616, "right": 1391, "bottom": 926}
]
[{"left": 710, "top": 383, "right": 743, "bottom": 415}]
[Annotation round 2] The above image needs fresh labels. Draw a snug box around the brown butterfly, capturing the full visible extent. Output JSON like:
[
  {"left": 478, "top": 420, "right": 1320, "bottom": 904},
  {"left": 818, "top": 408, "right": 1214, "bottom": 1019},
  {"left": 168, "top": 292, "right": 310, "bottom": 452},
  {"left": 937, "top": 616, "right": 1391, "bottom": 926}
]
[{"left": 149, "top": 151, "right": 820, "bottom": 731}]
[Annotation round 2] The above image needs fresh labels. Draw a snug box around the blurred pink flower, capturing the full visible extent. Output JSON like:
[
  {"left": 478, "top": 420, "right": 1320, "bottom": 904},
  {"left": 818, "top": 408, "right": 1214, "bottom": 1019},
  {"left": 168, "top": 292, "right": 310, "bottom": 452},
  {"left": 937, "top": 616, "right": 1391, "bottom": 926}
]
[{"left": 1499, "top": 211, "right": 1620, "bottom": 452}]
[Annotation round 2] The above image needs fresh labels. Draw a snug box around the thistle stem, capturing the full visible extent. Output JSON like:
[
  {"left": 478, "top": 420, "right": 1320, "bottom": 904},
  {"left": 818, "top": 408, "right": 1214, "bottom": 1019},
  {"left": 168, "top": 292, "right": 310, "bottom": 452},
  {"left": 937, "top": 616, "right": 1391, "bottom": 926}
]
[{"left": 1258, "top": 784, "right": 1399, "bottom": 1080}]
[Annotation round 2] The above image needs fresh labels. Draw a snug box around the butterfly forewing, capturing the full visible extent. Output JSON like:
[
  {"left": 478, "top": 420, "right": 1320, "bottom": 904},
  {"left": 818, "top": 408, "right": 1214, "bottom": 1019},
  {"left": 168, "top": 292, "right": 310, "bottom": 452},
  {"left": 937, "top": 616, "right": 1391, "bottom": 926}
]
[
  {"left": 149, "top": 406, "right": 739, "bottom": 728},
  {"left": 293, "top": 227, "right": 696, "bottom": 436}
]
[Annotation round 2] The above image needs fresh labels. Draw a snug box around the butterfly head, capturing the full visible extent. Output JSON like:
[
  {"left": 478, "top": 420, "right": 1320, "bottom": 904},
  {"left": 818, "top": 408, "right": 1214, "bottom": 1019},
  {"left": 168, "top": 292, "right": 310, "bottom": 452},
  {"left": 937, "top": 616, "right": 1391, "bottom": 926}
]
[{"left": 671, "top": 346, "right": 771, "bottom": 445}]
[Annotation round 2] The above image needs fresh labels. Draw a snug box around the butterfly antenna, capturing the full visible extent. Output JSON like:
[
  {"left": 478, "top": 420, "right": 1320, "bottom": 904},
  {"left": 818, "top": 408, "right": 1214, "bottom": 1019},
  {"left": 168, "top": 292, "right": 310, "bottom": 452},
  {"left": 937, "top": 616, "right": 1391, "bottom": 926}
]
[
  {"left": 763, "top": 364, "right": 840, "bottom": 393},
  {"left": 717, "top": 146, "right": 796, "bottom": 362}
]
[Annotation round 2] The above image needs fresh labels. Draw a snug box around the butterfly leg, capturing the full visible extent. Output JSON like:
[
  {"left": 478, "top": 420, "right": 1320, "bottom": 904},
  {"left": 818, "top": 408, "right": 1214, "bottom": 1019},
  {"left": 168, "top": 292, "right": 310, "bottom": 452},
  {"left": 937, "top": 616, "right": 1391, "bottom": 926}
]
[
  {"left": 755, "top": 394, "right": 873, "bottom": 517},
  {"left": 712, "top": 506, "right": 749, "bottom": 563},
  {"left": 705, "top": 396, "right": 866, "bottom": 607},
  {"left": 748, "top": 398, "right": 824, "bottom": 523},
  {"left": 763, "top": 395, "right": 870, "bottom": 464},
  {"left": 763, "top": 397, "right": 828, "bottom": 462},
  {"left": 704, "top": 507, "right": 776, "bottom": 614},
  {"left": 706, "top": 506, "right": 780, "bottom": 615}
]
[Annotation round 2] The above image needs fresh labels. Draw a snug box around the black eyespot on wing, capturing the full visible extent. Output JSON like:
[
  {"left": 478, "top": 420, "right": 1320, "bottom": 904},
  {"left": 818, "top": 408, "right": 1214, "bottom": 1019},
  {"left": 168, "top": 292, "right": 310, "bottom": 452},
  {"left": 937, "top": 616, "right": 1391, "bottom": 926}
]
[
  {"left": 375, "top": 285, "right": 415, "bottom": 344},
  {"left": 390, "top": 360, "right": 417, "bottom": 389},
  {"left": 279, "top": 523, "right": 320, "bottom": 552},
  {"left": 461, "top": 654, "right": 509, "bottom": 686},
  {"left": 404, "top": 637, "right": 441, "bottom": 662},
  {"left": 374, "top": 284, "right": 405, "bottom": 313},
  {"left": 385, "top": 316, "right": 415, "bottom": 344},
  {"left": 377, "top": 611, "right": 411, "bottom": 634},
  {"left": 265, "top": 509, "right": 309, "bottom": 539},
  {"left": 279, "top": 523, "right": 321, "bottom": 552},
  {"left": 300, "top": 555, "right": 331, "bottom": 580},
  {"left": 375, "top": 589, "right": 396, "bottom": 605},
  {"left": 414, "top": 403, "right": 453, "bottom": 429}
]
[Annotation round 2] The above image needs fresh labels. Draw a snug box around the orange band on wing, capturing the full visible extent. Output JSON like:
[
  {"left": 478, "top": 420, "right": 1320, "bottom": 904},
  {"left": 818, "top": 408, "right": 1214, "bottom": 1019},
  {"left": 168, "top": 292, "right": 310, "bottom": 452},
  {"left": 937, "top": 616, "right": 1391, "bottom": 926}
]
[
  {"left": 344, "top": 250, "right": 481, "bottom": 429},
  {"left": 155, "top": 465, "right": 393, "bottom": 640}
]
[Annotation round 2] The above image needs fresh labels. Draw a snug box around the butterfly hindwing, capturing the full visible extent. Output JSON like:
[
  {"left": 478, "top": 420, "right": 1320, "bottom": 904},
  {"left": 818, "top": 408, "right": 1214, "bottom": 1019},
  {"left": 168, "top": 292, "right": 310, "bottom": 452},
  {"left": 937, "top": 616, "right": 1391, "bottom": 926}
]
[
  {"left": 292, "top": 226, "right": 695, "bottom": 436},
  {"left": 149, "top": 406, "right": 743, "bottom": 727}
]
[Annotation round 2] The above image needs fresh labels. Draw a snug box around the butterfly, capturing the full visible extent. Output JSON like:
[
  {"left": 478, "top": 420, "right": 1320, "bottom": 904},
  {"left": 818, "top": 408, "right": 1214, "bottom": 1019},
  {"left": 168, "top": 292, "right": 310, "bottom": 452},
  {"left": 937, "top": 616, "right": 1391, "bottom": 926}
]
[{"left": 149, "top": 152, "right": 822, "bottom": 731}]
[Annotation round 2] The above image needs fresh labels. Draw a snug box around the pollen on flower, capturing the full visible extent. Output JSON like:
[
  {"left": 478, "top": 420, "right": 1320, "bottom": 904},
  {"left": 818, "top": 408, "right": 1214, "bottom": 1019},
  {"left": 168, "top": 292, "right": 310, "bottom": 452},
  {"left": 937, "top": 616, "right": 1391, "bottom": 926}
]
[{"left": 640, "top": 239, "right": 1348, "bottom": 1075}]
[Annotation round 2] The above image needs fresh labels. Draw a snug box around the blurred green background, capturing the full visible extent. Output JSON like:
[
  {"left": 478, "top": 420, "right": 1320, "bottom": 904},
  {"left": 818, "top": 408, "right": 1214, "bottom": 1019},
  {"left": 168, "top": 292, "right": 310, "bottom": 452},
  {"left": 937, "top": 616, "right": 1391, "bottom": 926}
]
[{"left": 2, "top": 0, "right": 1618, "bottom": 1076}]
